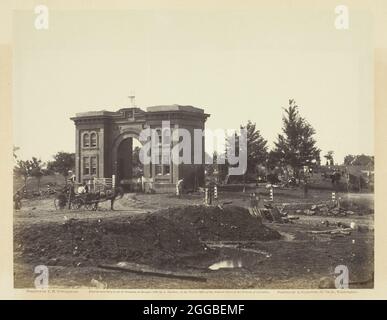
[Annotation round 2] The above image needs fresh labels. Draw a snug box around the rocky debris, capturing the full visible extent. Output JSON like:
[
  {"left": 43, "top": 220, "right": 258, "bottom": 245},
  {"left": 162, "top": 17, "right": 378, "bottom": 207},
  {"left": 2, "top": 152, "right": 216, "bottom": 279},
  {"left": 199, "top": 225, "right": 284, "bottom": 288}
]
[
  {"left": 321, "top": 220, "right": 330, "bottom": 227},
  {"left": 259, "top": 206, "right": 284, "bottom": 224},
  {"left": 319, "top": 206, "right": 329, "bottom": 214},
  {"left": 288, "top": 201, "right": 369, "bottom": 217},
  {"left": 269, "top": 207, "right": 284, "bottom": 223},
  {"left": 304, "top": 209, "right": 315, "bottom": 215},
  {"left": 282, "top": 197, "right": 373, "bottom": 217}
]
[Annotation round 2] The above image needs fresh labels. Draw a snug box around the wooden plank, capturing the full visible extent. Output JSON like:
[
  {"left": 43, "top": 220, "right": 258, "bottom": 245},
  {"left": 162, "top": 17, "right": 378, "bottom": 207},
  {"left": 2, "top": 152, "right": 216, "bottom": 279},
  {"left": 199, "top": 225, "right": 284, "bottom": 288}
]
[
  {"left": 98, "top": 263, "right": 207, "bottom": 282},
  {"left": 307, "top": 228, "right": 352, "bottom": 235}
]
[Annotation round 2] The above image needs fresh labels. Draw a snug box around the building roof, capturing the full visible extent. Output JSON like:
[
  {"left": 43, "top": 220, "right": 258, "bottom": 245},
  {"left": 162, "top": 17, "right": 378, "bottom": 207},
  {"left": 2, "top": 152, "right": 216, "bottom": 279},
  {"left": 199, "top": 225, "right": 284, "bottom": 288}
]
[
  {"left": 146, "top": 105, "right": 204, "bottom": 114},
  {"left": 74, "top": 110, "right": 117, "bottom": 117},
  {"left": 72, "top": 105, "right": 208, "bottom": 120}
]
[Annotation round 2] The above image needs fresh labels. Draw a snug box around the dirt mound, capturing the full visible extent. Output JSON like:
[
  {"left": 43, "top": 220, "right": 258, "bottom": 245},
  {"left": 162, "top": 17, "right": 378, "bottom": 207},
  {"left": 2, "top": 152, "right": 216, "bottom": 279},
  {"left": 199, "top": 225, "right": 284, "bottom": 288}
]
[
  {"left": 14, "top": 205, "right": 280, "bottom": 268},
  {"left": 157, "top": 205, "right": 281, "bottom": 241},
  {"left": 14, "top": 214, "right": 211, "bottom": 268}
]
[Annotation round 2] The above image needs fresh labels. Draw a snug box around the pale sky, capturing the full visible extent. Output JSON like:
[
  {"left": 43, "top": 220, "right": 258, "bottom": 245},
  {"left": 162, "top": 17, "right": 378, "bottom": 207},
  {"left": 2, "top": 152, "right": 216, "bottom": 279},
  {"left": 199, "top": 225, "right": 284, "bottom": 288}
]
[{"left": 13, "top": 8, "right": 374, "bottom": 164}]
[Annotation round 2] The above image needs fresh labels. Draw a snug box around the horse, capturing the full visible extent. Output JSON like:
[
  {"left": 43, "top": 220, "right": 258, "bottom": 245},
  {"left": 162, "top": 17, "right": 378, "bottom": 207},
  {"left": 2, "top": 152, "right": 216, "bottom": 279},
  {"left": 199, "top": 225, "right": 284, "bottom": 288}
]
[
  {"left": 53, "top": 186, "right": 71, "bottom": 210},
  {"left": 93, "top": 186, "right": 124, "bottom": 210},
  {"left": 54, "top": 185, "right": 125, "bottom": 211}
]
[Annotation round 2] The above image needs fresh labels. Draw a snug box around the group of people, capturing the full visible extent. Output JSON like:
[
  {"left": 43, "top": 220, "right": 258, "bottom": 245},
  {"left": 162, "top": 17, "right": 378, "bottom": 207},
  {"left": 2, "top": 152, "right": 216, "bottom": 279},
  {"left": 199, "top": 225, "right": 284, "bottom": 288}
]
[{"left": 68, "top": 170, "right": 90, "bottom": 194}]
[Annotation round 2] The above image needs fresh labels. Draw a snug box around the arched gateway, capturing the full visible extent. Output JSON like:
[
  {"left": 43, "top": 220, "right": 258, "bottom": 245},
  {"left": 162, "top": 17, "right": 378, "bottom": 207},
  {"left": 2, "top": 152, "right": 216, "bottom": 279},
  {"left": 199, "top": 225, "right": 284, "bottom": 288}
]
[{"left": 71, "top": 105, "right": 210, "bottom": 192}]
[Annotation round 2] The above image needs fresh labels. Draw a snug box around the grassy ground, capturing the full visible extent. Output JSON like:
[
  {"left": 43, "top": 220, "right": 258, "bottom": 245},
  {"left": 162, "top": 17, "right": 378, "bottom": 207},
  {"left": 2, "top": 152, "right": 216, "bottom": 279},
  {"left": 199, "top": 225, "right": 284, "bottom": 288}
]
[{"left": 14, "top": 174, "right": 67, "bottom": 193}]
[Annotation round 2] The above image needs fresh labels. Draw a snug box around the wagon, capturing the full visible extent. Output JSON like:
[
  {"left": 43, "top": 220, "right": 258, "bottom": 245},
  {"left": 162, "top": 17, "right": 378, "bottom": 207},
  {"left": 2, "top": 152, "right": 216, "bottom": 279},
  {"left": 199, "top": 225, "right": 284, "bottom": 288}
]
[
  {"left": 54, "top": 180, "right": 124, "bottom": 211},
  {"left": 54, "top": 192, "right": 100, "bottom": 210},
  {"left": 69, "top": 193, "right": 100, "bottom": 210}
]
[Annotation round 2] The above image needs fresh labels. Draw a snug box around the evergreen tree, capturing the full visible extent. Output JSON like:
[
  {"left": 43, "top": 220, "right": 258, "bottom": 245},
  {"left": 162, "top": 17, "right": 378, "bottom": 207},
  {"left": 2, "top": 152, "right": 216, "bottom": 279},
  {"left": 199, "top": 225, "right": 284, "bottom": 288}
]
[
  {"left": 271, "top": 99, "right": 320, "bottom": 177},
  {"left": 225, "top": 121, "right": 268, "bottom": 181}
]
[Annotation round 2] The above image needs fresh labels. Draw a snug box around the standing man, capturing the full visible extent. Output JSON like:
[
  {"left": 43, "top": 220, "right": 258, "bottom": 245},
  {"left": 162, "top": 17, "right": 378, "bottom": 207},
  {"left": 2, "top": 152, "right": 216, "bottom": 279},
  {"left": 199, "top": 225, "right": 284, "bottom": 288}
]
[
  {"left": 67, "top": 170, "right": 76, "bottom": 209},
  {"left": 303, "top": 179, "right": 309, "bottom": 198},
  {"left": 13, "top": 191, "right": 22, "bottom": 210},
  {"left": 68, "top": 170, "right": 76, "bottom": 184},
  {"left": 176, "top": 179, "right": 184, "bottom": 197}
]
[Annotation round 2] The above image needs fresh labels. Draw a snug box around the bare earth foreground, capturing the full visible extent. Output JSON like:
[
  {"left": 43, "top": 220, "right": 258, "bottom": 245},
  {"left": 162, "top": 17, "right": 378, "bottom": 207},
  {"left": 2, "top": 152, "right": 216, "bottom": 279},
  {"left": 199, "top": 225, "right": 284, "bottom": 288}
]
[{"left": 14, "top": 189, "right": 374, "bottom": 289}]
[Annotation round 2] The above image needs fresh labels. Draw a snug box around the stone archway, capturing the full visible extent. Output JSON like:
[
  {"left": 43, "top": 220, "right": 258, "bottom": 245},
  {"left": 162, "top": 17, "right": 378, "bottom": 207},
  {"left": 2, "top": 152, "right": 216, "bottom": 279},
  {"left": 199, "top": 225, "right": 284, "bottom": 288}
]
[
  {"left": 71, "top": 106, "right": 209, "bottom": 192},
  {"left": 111, "top": 130, "right": 144, "bottom": 186}
]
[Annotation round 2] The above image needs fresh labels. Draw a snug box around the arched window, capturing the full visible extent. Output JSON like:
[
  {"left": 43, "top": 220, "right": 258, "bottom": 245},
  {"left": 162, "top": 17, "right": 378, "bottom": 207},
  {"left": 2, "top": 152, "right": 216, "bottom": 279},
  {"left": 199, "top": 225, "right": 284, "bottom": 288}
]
[
  {"left": 83, "top": 133, "right": 90, "bottom": 147},
  {"left": 90, "top": 132, "right": 97, "bottom": 147}
]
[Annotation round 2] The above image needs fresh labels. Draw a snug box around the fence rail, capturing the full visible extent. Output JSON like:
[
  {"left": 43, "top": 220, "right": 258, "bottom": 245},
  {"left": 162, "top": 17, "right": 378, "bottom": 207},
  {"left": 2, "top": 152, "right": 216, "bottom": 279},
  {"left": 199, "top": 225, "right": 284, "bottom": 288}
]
[{"left": 88, "top": 175, "right": 116, "bottom": 193}]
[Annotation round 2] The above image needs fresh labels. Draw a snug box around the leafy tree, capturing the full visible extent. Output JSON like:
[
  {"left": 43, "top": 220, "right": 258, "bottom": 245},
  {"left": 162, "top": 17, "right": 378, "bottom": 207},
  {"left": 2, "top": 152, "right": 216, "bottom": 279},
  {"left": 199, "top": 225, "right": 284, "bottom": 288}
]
[
  {"left": 241, "top": 121, "right": 268, "bottom": 179},
  {"left": 271, "top": 99, "right": 320, "bottom": 178},
  {"left": 14, "top": 159, "right": 33, "bottom": 191},
  {"left": 344, "top": 154, "right": 374, "bottom": 167},
  {"left": 47, "top": 152, "right": 75, "bottom": 184},
  {"left": 343, "top": 155, "right": 355, "bottom": 166},
  {"left": 215, "top": 151, "right": 229, "bottom": 184},
  {"left": 14, "top": 157, "right": 46, "bottom": 192},
  {"left": 204, "top": 151, "right": 228, "bottom": 183},
  {"left": 224, "top": 132, "right": 237, "bottom": 183},
  {"left": 30, "top": 157, "right": 45, "bottom": 192},
  {"left": 204, "top": 151, "right": 216, "bottom": 177},
  {"left": 131, "top": 146, "right": 143, "bottom": 178},
  {"left": 225, "top": 121, "right": 268, "bottom": 182},
  {"left": 324, "top": 151, "right": 334, "bottom": 166}
]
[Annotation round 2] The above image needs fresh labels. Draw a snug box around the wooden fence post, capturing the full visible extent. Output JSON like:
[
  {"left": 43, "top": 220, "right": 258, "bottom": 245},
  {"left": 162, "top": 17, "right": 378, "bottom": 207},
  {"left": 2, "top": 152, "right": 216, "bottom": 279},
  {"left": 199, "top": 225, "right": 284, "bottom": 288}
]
[{"left": 112, "top": 175, "right": 116, "bottom": 190}]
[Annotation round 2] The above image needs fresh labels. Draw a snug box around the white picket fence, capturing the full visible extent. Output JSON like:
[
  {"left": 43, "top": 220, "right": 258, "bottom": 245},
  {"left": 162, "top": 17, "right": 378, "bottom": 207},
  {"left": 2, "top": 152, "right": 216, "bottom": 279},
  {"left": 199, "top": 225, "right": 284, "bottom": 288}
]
[{"left": 90, "top": 175, "right": 116, "bottom": 192}]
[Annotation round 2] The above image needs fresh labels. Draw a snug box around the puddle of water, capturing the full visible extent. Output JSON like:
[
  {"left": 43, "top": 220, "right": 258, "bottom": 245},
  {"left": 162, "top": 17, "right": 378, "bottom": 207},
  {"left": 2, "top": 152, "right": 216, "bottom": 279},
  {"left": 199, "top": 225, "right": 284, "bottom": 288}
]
[
  {"left": 206, "top": 242, "right": 272, "bottom": 271},
  {"left": 208, "top": 259, "right": 243, "bottom": 270}
]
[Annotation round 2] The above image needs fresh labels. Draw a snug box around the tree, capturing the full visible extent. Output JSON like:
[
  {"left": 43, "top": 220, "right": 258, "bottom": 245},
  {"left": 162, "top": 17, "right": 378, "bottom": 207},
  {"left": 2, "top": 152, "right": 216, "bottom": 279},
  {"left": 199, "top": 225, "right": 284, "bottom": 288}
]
[
  {"left": 47, "top": 152, "right": 75, "bottom": 184},
  {"left": 131, "top": 146, "right": 143, "bottom": 178},
  {"left": 343, "top": 155, "right": 355, "bottom": 166},
  {"left": 30, "top": 157, "right": 45, "bottom": 192},
  {"left": 204, "top": 151, "right": 216, "bottom": 177},
  {"left": 271, "top": 99, "right": 320, "bottom": 178},
  {"left": 344, "top": 154, "right": 374, "bottom": 167},
  {"left": 241, "top": 121, "right": 268, "bottom": 179},
  {"left": 14, "top": 157, "right": 46, "bottom": 192},
  {"left": 13, "top": 146, "right": 19, "bottom": 160},
  {"left": 204, "top": 151, "right": 228, "bottom": 183},
  {"left": 324, "top": 151, "right": 334, "bottom": 166},
  {"left": 214, "top": 151, "right": 229, "bottom": 184},
  {"left": 225, "top": 121, "right": 268, "bottom": 182},
  {"left": 14, "top": 159, "right": 33, "bottom": 191}
]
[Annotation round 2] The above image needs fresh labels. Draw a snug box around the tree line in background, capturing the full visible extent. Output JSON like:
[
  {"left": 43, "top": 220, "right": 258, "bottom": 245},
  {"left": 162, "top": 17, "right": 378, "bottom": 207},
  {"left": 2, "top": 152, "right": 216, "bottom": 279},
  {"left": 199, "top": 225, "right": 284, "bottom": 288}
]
[
  {"left": 13, "top": 99, "right": 374, "bottom": 192},
  {"left": 208, "top": 99, "right": 374, "bottom": 186},
  {"left": 14, "top": 150, "right": 75, "bottom": 192},
  {"left": 210, "top": 99, "right": 321, "bottom": 184}
]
